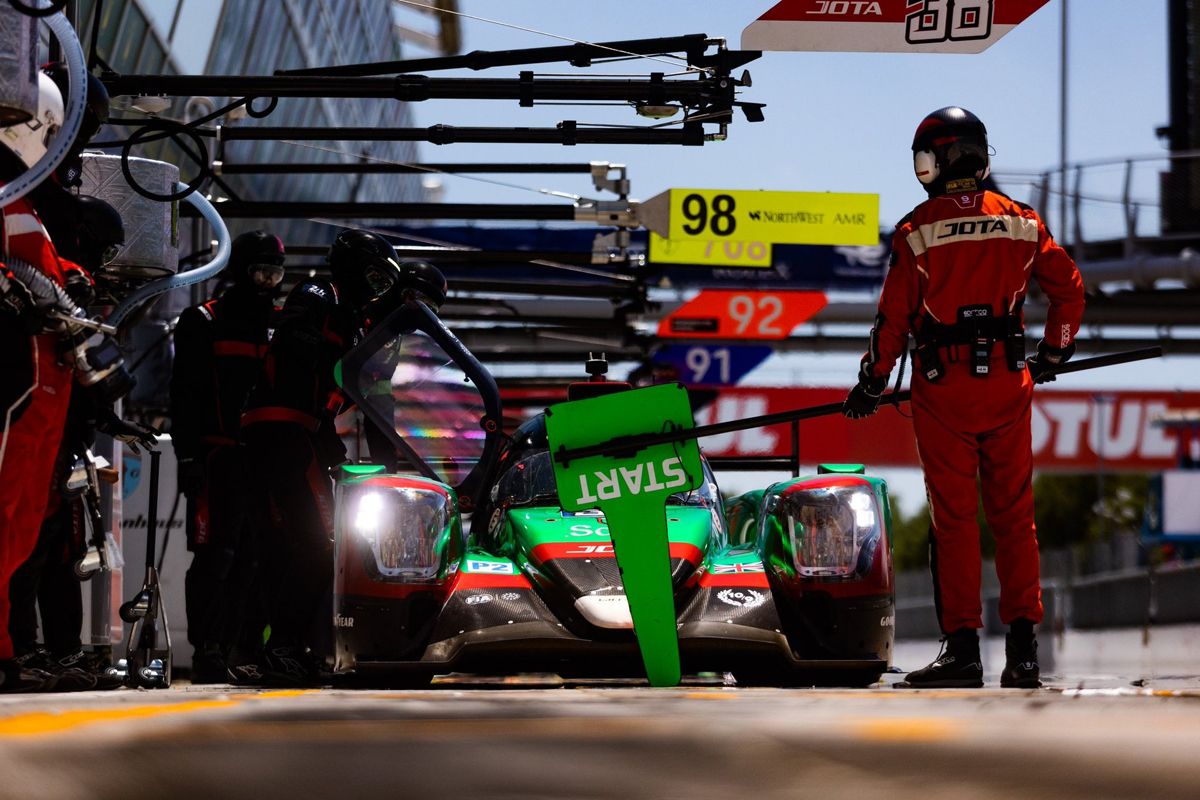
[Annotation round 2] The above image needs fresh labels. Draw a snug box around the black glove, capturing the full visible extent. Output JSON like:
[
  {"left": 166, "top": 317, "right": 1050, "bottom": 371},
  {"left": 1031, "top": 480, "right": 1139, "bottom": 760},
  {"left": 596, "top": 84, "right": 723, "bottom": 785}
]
[
  {"left": 63, "top": 269, "right": 96, "bottom": 307},
  {"left": 97, "top": 409, "right": 160, "bottom": 454},
  {"left": 0, "top": 269, "right": 45, "bottom": 334},
  {"left": 843, "top": 372, "right": 888, "bottom": 419},
  {"left": 1026, "top": 340, "right": 1076, "bottom": 384},
  {"left": 177, "top": 458, "right": 205, "bottom": 500}
]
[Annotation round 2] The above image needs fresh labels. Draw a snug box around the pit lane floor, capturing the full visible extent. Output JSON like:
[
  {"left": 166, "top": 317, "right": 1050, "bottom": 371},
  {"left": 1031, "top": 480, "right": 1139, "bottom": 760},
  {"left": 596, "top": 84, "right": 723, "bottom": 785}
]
[{"left": 0, "top": 667, "right": 1197, "bottom": 800}]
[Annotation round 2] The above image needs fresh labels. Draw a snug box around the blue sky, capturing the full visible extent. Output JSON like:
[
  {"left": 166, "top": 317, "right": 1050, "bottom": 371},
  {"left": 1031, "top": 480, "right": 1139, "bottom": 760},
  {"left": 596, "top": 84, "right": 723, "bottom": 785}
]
[{"left": 416, "top": 1, "right": 1167, "bottom": 232}]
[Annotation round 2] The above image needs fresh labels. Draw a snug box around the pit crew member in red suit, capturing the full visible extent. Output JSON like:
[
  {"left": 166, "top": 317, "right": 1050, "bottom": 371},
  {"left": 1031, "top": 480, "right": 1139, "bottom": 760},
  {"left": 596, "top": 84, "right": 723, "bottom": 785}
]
[
  {"left": 0, "top": 75, "right": 77, "bottom": 693},
  {"left": 241, "top": 229, "right": 446, "bottom": 686},
  {"left": 843, "top": 107, "right": 1085, "bottom": 688},
  {"left": 170, "top": 230, "right": 285, "bottom": 683}
]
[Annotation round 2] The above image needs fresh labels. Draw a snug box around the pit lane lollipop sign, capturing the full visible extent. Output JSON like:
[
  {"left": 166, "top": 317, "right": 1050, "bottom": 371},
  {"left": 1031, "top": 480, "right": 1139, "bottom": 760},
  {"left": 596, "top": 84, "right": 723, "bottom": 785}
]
[
  {"left": 545, "top": 383, "right": 703, "bottom": 687},
  {"left": 742, "top": 0, "right": 1051, "bottom": 54}
]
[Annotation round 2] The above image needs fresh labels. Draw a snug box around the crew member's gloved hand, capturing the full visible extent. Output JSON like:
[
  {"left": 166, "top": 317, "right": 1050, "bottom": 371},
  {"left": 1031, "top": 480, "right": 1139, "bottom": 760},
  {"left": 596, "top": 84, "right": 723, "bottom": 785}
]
[
  {"left": 177, "top": 458, "right": 205, "bottom": 499},
  {"left": 97, "top": 409, "right": 160, "bottom": 454},
  {"left": 0, "top": 269, "right": 45, "bottom": 334},
  {"left": 63, "top": 268, "right": 96, "bottom": 307},
  {"left": 1026, "top": 339, "right": 1076, "bottom": 384},
  {"left": 843, "top": 371, "right": 889, "bottom": 419}
]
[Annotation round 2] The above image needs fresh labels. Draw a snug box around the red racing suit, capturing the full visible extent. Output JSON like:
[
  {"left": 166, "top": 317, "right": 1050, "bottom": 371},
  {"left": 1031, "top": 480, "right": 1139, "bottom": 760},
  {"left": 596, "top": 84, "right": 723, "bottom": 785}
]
[
  {"left": 170, "top": 283, "right": 276, "bottom": 656},
  {"left": 0, "top": 194, "right": 76, "bottom": 661},
  {"left": 861, "top": 187, "right": 1085, "bottom": 634},
  {"left": 241, "top": 279, "right": 363, "bottom": 652}
]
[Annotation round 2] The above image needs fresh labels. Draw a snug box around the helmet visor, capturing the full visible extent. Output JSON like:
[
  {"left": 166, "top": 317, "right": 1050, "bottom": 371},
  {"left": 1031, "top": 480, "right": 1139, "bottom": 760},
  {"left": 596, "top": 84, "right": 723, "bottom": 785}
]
[
  {"left": 249, "top": 263, "right": 284, "bottom": 289},
  {"left": 362, "top": 261, "right": 397, "bottom": 301}
]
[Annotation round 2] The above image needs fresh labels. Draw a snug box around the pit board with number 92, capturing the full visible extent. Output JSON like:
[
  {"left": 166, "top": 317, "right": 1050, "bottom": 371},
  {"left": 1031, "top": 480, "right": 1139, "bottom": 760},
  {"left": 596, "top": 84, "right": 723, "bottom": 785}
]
[{"left": 657, "top": 289, "right": 828, "bottom": 340}]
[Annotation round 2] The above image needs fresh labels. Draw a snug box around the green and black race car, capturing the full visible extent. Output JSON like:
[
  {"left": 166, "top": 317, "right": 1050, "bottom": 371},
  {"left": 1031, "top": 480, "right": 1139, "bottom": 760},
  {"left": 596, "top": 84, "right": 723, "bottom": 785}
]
[{"left": 331, "top": 301, "right": 896, "bottom": 687}]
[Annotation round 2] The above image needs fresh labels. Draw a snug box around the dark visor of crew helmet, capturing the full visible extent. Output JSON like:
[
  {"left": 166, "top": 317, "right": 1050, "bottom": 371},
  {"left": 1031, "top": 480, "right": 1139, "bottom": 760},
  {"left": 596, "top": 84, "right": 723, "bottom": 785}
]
[
  {"left": 249, "top": 262, "right": 285, "bottom": 288},
  {"left": 362, "top": 261, "right": 398, "bottom": 300}
]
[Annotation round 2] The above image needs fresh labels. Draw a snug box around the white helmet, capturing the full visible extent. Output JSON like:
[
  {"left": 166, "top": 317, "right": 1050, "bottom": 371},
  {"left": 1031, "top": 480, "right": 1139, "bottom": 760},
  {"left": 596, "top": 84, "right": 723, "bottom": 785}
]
[{"left": 0, "top": 74, "right": 64, "bottom": 169}]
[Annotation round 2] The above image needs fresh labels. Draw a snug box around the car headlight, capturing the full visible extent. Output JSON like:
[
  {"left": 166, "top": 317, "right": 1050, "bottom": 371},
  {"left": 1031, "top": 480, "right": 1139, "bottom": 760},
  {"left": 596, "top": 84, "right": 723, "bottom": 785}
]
[
  {"left": 765, "top": 484, "right": 880, "bottom": 578},
  {"left": 341, "top": 484, "right": 453, "bottom": 580}
]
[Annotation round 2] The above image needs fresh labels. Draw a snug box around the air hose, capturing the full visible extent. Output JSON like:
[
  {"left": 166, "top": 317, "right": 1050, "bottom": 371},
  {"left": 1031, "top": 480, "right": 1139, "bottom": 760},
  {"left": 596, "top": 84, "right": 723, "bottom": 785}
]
[
  {"left": 0, "top": 3, "right": 87, "bottom": 209},
  {"left": 4, "top": 254, "right": 99, "bottom": 332},
  {"left": 6, "top": 253, "right": 135, "bottom": 400}
]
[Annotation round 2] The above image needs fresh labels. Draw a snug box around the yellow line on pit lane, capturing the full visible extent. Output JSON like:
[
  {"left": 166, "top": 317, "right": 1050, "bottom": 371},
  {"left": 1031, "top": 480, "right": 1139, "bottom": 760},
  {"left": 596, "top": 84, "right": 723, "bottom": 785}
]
[
  {"left": 0, "top": 690, "right": 320, "bottom": 738},
  {"left": 849, "top": 717, "right": 963, "bottom": 742}
]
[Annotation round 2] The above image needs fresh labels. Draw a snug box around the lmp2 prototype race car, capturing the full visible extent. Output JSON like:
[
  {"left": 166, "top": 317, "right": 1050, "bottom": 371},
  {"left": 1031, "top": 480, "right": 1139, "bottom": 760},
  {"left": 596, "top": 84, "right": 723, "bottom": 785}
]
[{"left": 331, "top": 301, "right": 896, "bottom": 687}]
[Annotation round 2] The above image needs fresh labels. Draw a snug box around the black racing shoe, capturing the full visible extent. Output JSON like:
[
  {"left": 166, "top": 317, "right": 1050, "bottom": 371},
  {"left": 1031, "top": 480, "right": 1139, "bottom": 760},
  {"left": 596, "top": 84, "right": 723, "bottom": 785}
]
[
  {"left": 1001, "top": 619, "right": 1042, "bottom": 688},
  {"left": 261, "top": 645, "right": 323, "bottom": 688},
  {"left": 14, "top": 648, "right": 96, "bottom": 692},
  {"left": 898, "top": 630, "right": 983, "bottom": 688},
  {"left": 53, "top": 649, "right": 125, "bottom": 691},
  {"left": 0, "top": 658, "right": 59, "bottom": 693},
  {"left": 226, "top": 652, "right": 267, "bottom": 687},
  {"left": 189, "top": 647, "right": 229, "bottom": 685}
]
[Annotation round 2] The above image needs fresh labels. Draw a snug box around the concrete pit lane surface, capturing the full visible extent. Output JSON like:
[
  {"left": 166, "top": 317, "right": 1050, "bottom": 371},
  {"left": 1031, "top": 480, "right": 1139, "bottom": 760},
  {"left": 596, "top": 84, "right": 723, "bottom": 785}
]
[{"left": 0, "top": 671, "right": 1198, "bottom": 800}]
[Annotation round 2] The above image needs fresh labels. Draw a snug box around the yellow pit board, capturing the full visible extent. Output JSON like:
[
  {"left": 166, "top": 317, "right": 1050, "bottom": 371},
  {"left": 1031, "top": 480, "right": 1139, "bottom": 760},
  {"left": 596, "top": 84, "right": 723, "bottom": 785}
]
[
  {"left": 666, "top": 189, "right": 878, "bottom": 246},
  {"left": 648, "top": 233, "right": 773, "bottom": 268}
]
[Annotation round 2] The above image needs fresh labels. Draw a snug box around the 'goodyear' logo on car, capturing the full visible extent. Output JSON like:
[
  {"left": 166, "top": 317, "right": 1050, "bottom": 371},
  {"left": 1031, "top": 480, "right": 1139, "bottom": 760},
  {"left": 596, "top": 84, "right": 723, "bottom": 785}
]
[{"left": 570, "top": 457, "right": 690, "bottom": 505}]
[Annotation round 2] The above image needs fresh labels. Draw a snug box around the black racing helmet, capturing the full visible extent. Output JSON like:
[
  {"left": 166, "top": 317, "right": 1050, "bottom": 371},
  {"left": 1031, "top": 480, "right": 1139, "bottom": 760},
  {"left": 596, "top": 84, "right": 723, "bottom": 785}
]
[
  {"left": 75, "top": 195, "right": 125, "bottom": 271},
  {"left": 230, "top": 229, "right": 286, "bottom": 290},
  {"left": 911, "top": 106, "right": 990, "bottom": 190},
  {"left": 393, "top": 259, "right": 448, "bottom": 310},
  {"left": 327, "top": 229, "right": 447, "bottom": 312}
]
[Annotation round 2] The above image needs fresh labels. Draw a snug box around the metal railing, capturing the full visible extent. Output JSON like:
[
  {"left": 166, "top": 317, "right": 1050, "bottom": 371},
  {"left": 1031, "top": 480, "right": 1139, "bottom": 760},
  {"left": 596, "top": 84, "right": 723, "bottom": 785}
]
[{"left": 994, "top": 149, "right": 1200, "bottom": 260}]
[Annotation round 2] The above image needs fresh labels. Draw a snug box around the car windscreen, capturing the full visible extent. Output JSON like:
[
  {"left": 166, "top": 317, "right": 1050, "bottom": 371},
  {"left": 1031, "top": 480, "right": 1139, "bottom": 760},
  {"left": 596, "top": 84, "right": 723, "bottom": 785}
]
[{"left": 355, "top": 328, "right": 488, "bottom": 488}]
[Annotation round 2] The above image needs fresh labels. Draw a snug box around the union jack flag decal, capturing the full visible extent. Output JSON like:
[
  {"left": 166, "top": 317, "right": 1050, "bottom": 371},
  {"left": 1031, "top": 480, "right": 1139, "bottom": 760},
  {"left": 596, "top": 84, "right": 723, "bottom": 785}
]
[{"left": 710, "top": 561, "right": 765, "bottom": 574}]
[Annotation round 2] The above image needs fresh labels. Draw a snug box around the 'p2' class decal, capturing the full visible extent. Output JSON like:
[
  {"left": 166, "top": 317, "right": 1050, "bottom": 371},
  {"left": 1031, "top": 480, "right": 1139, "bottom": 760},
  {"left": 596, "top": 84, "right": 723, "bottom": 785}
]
[{"left": 466, "top": 560, "right": 515, "bottom": 574}]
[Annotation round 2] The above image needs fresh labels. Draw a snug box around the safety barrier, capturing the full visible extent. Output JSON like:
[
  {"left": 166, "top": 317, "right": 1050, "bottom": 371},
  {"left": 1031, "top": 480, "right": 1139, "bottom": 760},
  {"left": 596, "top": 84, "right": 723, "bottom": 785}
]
[{"left": 896, "top": 559, "right": 1200, "bottom": 636}]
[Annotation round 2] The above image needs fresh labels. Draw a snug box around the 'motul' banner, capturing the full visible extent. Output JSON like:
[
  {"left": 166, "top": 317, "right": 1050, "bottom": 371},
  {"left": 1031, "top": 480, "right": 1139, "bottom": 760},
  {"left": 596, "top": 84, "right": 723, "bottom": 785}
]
[
  {"left": 505, "top": 388, "right": 1200, "bottom": 471},
  {"left": 689, "top": 388, "right": 1196, "bottom": 471}
]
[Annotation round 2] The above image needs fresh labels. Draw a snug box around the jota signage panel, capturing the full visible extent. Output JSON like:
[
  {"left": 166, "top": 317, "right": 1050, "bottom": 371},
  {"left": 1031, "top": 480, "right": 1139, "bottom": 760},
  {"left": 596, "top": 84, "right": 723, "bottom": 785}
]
[{"left": 742, "top": 0, "right": 1051, "bottom": 54}]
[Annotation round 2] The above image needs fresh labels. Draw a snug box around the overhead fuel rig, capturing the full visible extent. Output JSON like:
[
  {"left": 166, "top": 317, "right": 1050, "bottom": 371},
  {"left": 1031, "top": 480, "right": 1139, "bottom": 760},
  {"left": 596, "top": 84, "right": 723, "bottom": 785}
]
[{"left": 98, "top": 33, "right": 763, "bottom": 352}]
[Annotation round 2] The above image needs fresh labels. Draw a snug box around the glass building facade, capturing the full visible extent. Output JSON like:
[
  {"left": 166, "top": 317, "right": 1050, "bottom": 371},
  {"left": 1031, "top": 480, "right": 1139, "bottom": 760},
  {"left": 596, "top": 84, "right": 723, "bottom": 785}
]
[
  {"left": 77, "top": 0, "right": 425, "bottom": 243},
  {"left": 67, "top": 0, "right": 430, "bottom": 412}
]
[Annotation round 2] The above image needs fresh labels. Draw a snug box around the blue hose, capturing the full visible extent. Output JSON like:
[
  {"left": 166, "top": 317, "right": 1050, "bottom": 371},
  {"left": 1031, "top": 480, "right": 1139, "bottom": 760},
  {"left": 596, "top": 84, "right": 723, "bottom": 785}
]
[
  {"left": 0, "top": 6, "right": 86, "bottom": 208},
  {"left": 107, "top": 185, "right": 231, "bottom": 329}
]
